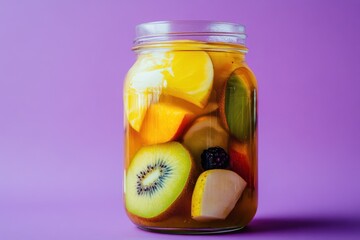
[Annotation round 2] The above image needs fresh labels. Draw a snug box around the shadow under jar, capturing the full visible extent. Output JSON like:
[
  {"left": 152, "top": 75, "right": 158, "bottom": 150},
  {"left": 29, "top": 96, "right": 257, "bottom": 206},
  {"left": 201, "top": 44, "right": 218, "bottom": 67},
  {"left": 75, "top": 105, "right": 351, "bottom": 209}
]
[{"left": 123, "top": 20, "right": 258, "bottom": 234}]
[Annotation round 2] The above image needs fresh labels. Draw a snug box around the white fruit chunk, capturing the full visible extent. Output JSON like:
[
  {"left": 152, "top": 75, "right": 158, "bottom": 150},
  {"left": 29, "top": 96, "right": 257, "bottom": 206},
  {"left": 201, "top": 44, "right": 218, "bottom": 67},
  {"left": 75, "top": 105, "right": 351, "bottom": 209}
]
[
  {"left": 191, "top": 169, "right": 247, "bottom": 221},
  {"left": 183, "top": 116, "right": 228, "bottom": 161}
]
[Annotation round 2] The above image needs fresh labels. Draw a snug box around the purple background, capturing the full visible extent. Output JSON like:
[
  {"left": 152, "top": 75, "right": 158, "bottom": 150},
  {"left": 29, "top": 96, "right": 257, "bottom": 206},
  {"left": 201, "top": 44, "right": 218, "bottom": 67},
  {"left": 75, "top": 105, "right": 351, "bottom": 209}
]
[{"left": 1, "top": 0, "right": 360, "bottom": 239}]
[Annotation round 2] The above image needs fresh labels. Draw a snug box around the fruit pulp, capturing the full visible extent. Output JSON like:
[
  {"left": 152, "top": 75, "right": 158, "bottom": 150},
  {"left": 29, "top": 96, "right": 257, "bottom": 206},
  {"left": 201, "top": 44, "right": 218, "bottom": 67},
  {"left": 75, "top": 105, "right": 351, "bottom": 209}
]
[{"left": 124, "top": 41, "right": 258, "bottom": 232}]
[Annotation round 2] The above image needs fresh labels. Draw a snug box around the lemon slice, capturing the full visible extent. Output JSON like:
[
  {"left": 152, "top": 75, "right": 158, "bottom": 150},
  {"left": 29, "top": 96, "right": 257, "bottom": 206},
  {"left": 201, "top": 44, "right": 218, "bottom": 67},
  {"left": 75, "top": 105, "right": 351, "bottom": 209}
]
[{"left": 162, "top": 51, "right": 214, "bottom": 108}]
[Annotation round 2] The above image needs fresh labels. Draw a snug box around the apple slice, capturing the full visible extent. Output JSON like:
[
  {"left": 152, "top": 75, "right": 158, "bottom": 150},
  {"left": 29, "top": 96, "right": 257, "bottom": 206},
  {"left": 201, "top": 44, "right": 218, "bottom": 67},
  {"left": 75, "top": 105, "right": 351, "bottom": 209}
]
[
  {"left": 191, "top": 169, "right": 247, "bottom": 221},
  {"left": 183, "top": 116, "right": 228, "bottom": 167},
  {"left": 229, "top": 140, "right": 253, "bottom": 188},
  {"left": 140, "top": 102, "right": 194, "bottom": 145}
]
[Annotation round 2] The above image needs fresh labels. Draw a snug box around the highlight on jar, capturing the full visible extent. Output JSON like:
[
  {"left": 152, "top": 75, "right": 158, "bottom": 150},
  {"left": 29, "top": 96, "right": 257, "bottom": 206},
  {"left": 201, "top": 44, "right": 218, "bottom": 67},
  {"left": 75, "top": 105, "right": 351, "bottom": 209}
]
[{"left": 123, "top": 40, "right": 258, "bottom": 231}]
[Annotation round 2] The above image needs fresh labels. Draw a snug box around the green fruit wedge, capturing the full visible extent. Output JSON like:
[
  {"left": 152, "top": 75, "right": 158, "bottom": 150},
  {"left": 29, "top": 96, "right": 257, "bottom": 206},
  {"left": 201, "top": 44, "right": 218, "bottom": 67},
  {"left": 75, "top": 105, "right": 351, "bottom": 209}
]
[{"left": 222, "top": 68, "right": 255, "bottom": 142}]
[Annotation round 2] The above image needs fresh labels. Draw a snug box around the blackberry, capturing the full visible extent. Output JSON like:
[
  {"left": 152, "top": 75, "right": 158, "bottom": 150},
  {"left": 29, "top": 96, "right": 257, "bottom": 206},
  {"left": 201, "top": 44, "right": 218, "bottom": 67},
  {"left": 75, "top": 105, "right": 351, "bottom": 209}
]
[{"left": 201, "top": 147, "right": 229, "bottom": 170}]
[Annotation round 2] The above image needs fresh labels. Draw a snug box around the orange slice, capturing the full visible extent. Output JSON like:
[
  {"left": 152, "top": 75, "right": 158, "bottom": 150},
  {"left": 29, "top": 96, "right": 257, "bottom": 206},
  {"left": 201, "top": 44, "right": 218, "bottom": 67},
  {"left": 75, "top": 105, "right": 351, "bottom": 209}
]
[
  {"left": 159, "top": 93, "right": 218, "bottom": 117},
  {"left": 140, "top": 102, "right": 194, "bottom": 145}
]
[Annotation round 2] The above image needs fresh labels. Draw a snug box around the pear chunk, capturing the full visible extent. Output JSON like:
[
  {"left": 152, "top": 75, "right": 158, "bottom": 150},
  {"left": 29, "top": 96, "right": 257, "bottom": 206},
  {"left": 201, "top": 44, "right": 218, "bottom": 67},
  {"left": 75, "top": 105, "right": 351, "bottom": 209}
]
[{"left": 191, "top": 169, "right": 247, "bottom": 221}]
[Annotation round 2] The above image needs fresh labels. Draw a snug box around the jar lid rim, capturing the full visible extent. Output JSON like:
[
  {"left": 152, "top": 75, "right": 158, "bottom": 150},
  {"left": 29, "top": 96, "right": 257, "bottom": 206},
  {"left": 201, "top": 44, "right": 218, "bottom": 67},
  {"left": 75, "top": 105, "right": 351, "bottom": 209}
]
[{"left": 135, "top": 20, "right": 246, "bottom": 45}]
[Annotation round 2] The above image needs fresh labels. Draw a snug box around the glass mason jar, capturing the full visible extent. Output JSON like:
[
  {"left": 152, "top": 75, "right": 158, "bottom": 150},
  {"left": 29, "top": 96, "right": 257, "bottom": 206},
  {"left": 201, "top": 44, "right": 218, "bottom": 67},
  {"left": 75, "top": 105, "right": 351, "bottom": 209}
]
[{"left": 123, "top": 21, "right": 258, "bottom": 234}]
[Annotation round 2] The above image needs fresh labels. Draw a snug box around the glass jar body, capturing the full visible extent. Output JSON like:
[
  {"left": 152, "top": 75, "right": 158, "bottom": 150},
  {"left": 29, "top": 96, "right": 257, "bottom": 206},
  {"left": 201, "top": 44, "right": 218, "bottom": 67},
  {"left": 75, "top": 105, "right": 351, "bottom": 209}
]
[{"left": 123, "top": 40, "right": 258, "bottom": 233}]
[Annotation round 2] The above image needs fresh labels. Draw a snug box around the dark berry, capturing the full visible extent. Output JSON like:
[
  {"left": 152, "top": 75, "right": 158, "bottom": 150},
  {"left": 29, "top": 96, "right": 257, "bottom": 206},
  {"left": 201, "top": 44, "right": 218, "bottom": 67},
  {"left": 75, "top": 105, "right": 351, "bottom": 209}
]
[{"left": 201, "top": 147, "right": 229, "bottom": 170}]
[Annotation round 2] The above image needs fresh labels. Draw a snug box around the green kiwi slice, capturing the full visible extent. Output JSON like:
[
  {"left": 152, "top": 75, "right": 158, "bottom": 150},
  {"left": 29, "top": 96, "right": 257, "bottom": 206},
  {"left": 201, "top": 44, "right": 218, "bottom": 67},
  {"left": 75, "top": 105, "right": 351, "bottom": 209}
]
[
  {"left": 224, "top": 68, "right": 255, "bottom": 142},
  {"left": 125, "top": 142, "right": 193, "bottom": 219}
]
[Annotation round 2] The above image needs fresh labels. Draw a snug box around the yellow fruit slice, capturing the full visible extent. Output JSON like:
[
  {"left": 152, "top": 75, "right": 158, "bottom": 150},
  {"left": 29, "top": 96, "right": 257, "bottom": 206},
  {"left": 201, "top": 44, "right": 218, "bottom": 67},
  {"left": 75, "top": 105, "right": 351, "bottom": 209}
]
[
  {"left": 124, "top": 51, "right": 214, "bottom": 131},
  {"left": 124, "top": 53, "right": 164, "bottom": 131},
  {"left": 183, "top": 116, "right": 229, "bottom": 165},
  {"left": 163, "top": 51, "right": 214, "bottom": 108}
]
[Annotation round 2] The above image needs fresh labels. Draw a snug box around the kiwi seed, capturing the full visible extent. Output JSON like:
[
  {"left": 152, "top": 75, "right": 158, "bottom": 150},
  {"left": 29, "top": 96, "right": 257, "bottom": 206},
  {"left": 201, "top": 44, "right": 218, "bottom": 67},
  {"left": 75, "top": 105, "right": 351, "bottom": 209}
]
[{"left": 136, "top": 160, "right": 173, "bottom": 196}]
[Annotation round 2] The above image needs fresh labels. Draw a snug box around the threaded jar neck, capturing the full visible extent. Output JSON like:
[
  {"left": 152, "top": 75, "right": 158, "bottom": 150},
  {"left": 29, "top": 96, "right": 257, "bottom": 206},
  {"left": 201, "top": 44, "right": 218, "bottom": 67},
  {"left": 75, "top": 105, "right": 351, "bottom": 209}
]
[{"left": 133, "top": 20, "right": 248, "bottom": 53}]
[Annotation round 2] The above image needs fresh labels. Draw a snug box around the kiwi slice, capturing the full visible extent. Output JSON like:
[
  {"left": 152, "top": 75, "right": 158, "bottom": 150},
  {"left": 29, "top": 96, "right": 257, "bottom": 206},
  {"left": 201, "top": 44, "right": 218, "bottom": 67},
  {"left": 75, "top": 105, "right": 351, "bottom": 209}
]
[
  {"left": 125, "top": 141, "right": 194, "bottom": 219},
  {"left": 223, "top": 68, "right": 254, "bottom": 142}
]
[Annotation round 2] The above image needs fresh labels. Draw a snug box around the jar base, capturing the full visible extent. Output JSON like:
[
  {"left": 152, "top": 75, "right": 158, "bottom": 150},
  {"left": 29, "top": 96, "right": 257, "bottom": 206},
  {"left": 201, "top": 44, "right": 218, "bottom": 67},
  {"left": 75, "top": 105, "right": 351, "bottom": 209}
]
[{"left": 137, "top": 226, "right": 246, "bottom": 235}]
